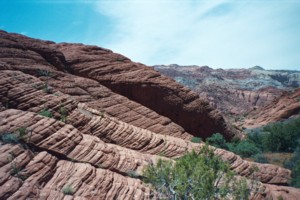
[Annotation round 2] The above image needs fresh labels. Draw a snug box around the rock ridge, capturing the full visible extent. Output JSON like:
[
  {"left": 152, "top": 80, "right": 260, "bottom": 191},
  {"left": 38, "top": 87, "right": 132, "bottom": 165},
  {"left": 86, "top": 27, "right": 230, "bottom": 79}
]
[{"left": 0, "top": 30, "right": 299, "bottom": 199}]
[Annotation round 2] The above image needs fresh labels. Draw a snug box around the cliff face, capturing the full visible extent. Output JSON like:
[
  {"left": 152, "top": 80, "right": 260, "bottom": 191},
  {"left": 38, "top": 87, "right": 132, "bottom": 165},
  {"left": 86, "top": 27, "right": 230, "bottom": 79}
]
[
  {"left": 0, "top": 30, "right": 235, "bottom": 140},
  {"left": 0, "top": 30, "right": 300, "bottom": 199},
  {"left": 154, "top": 64, "right": 300, "bottom": 120}
]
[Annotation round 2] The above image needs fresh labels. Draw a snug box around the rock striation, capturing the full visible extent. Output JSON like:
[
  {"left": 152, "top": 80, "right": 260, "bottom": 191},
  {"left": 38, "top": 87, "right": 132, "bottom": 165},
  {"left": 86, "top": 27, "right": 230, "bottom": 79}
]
[{"left": 0, "top": 30, "right": 300, "bottom": 199}]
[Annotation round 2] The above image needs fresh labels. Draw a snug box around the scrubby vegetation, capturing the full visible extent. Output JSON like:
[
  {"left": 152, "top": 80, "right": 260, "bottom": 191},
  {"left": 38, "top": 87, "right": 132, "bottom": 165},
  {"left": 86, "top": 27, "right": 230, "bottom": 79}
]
[
  {"left": 38, "top": 69, "right": 53, "bottom": 94},
  {"left": 59, "top": 105, "right": 67, "bottom": 122},
  {"left": 143, "top": 144, "right": 252, "bottom": 199},
  {"left": 284, "top": 146, "right": 300, "bottom": 187},
  {"left": 1, "top": 127, "right": 28, "bottom": 144},
  {"left": 38, "top": 108, "right": 53, "bottom": 118},
  {"left": 205, "top": 117, "right": 300, "bottom": 187},
  {"left": 62, "top": 185, "right": 74, "bottom": 195},
  {"left": 127, "top": 170, "right": 139, "bottom": 178},
  {"left": 190, "top": 136, "right": 201, "bottom": 143}
]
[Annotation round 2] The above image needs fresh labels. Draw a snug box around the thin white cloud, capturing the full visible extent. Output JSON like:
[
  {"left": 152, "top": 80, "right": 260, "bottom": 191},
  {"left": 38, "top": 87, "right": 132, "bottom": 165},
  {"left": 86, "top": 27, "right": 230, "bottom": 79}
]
[
  {"left": 20, "top": 31, "right": 28, "bottom": 35},
  {"left": 95, "top": 0, "right": 300, "bottom": 70}
]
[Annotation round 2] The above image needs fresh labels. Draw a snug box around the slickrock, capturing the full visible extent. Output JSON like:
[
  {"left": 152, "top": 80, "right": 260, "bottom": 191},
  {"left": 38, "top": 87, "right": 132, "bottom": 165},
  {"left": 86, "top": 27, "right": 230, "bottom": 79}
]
[
  {"left": 0, "top": 30, "right": 300, "bottom": 199},
  {"left": 0, "top": 145, "right": 153, "bottom": 200},
  {"left": 1, "top": 29, "right": 234, "bottom": 140},
  {"left": 0, "top": 109, "right": 159, "bottom": 175},
  {"left": 54, "top": 43, "right": 235, "bottom": 139},
  {"left": 0, "top": 108, "right": 292, "bottom": 186},
  {"left": 262, "top": 184, "right": 300, "bottom": 200},
  {"left": 0, "top": 68, "right": 191, "bottom": 140}
]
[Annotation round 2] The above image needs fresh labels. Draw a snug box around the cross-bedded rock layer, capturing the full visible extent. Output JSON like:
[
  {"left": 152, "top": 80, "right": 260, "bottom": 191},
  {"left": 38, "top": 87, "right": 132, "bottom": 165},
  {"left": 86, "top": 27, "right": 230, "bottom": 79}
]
[{"left": 0, "top": 30, "right": 299, "bottom": 199}]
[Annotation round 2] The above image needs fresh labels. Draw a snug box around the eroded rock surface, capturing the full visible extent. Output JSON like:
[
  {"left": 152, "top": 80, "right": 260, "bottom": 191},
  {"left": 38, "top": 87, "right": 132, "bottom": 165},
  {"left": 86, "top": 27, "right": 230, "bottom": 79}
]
[
  {"left": 53, "top": 43, "right": 235, "bottom": 139},
  {"left": 0, "top": 30, "right": 299, "bottom": 199},
  {"left": 244, "top": 88, "right": 300, "bottom": 128}
]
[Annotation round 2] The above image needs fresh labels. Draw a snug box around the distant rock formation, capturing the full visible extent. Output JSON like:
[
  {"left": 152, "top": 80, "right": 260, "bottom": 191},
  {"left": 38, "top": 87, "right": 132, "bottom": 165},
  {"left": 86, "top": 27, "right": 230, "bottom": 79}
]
[
  {"left": 0, "top": 30, "right": 299, "bottom": 199},
  {"left": 244, "top": 88, "right": 300, "bottom": 128},
  {"left": 154, "top": 64, "right": 300, "bottom": 122},
  {"left": 249, "top": 65, "right": 265, "bottom": 70}
]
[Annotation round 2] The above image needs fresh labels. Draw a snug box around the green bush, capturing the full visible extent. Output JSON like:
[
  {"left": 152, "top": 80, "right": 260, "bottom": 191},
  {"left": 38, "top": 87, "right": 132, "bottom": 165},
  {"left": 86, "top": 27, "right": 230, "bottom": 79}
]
[
  {"left": 38, "top": 108, "right": 53, "bottom": 118},
  {"left": 59, "top": 106, "right": 67, "bottom": 122},
  {"left": 248, "top": 118, "right": 300, "bottom": 153},
  {"left": 143, "top": 144, "right": 250, "bottom": 199},
  {"left": 38, "top": 70, "right": 53, "bottom": 94},
  {"left": 229, "top": 140, "right": 261, "bottom": 158},
  {"left": 262, "top": 119, "right": 300, "bottom": 152},
  {"left": 291, "top": 162, "right": 300, "bottom": 187},
  {"left": 190, "top": 136, "right": 201, "bottom": 143},
  {"left": 284, "top": 146, "right": 300, "bottom": 187},
  {"left": 1, "top": 127, "right": 27, "bottom": 144},
  {"left": 127, "top": 170, "right": 139, "bottom": 178},
  {"left": 252, "top": 154, "right": 269, "bottom": 164},
  {"left": 62, "top": 185, "right": 74, "bottom": 195},
  {"left": 206, "top": 133, "right": 228, "bottom": 149},
  {"left": 243, "top": 117, "right": 300, "bottom": 156},
  {"left": 1, "top": 133, "right": 19, "bottom": 144}
]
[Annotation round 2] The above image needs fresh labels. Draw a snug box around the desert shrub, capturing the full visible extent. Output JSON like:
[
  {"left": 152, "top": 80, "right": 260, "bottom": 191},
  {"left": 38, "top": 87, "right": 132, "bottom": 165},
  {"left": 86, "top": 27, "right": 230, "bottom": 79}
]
[
  {"left": 247, "top": 129, "right": 265, "bottom": 150},
  {"left": 247, "top": 118, "right": 300, "bottom": 153},
  {"left": 1, "top": 133, "right": 19, "bottom": 144},
  {"left": 99, "top": 111, "right": 105, "bottom": 119},
  {"left": 143, "top": 144, "right": 251, "bottom": 199},
  {"left": 291, "top": 162, "right": 300, "bottom": 187},
  {"left": 190, "top": 136, "right": 201, "bottom": 143},
  {"left": 1, "top": 127, "right": 27, "bottom": 144},
  {"left": 38, "top": 108, "right": 53, "bottom": 118},
  {"left": 228, "top": 140, "right": 261, "bottom": 158},
  {"left": 6, "top": 153, "right": 27, "bottom": 180},
  {"left": 232, "top": 178, "right": 251, "bottom": 200},
  {"left": 252, "top": 154, "right": 269, "bottom": 164},
  {"left": 127, "top": 170, "right": 139, "bottom": 178},
  {"left": 284, "top": 146, "right": 300, "bottom": 187},
  {"left": 10, "top": 161, "right": 26, "bottom": 180},
  {"left": 59, "top": 106, "right": 67, "bottom": 122},
  {"left": 62, "top": 185, "right": 74, "bottom": 195},
  {"left": 38, "top": 70, "right": 53, "bottom": 93},
  {"left": 206, "top": 133, "right": 228, "bottom": 149},
  {"left": 262, "top": 119, "right": 300, "bottom": 152}
]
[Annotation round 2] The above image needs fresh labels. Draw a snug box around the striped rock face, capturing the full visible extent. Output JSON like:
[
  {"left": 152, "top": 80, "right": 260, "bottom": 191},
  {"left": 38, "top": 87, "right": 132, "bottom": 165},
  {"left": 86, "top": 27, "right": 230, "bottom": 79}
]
[{"left": 0, "top": 30, "right": 300, "bottom": 199}]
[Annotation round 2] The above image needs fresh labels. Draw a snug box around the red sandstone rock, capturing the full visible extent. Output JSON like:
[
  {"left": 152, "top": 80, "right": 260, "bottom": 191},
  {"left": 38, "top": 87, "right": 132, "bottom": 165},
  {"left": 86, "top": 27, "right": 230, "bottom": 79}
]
[
  {"left": 244, "top": 88, "right": 300, "bottom": 128},
  {"left": 0, "top": 30, "right": 299, "bottom": 199},
  {"left": 53, "top": 43, "right": 236, "bottom": 139}
]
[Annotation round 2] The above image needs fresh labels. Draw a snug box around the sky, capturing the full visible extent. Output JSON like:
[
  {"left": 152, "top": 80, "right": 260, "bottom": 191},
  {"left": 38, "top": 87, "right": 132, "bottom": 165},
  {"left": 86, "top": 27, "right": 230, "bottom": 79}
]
[{"left": 1, "top": 0, "right": 300, "bottom": 70}]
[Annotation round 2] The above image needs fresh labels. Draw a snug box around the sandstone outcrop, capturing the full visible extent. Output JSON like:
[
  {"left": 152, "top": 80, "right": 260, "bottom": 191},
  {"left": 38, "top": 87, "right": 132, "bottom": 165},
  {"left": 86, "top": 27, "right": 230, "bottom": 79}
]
[
  {"left": 0, "top": 30, "right": 299, "bottom": 199},
  {"left": 52, "top": 43, "right": 235, "bottom": 139},
  {"left": 244, "top": 88, "right": 300, "bottom": 128},
  {"left": 0, "top": 108, "right": 298, "bottom": 199}
]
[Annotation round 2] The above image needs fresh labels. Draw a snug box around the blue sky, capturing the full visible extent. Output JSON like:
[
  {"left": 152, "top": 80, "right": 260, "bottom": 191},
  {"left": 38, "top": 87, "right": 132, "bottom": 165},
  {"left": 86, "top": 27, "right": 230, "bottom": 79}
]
[{"left": 1, "top": 0, "right": 300, "bottom": 70}]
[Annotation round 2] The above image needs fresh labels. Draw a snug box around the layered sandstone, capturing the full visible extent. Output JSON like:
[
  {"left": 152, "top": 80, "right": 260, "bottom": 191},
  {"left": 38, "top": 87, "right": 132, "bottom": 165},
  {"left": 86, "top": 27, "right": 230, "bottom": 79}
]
[{"left": 0, "top": 30, "right": 299, "bottom": 199}]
